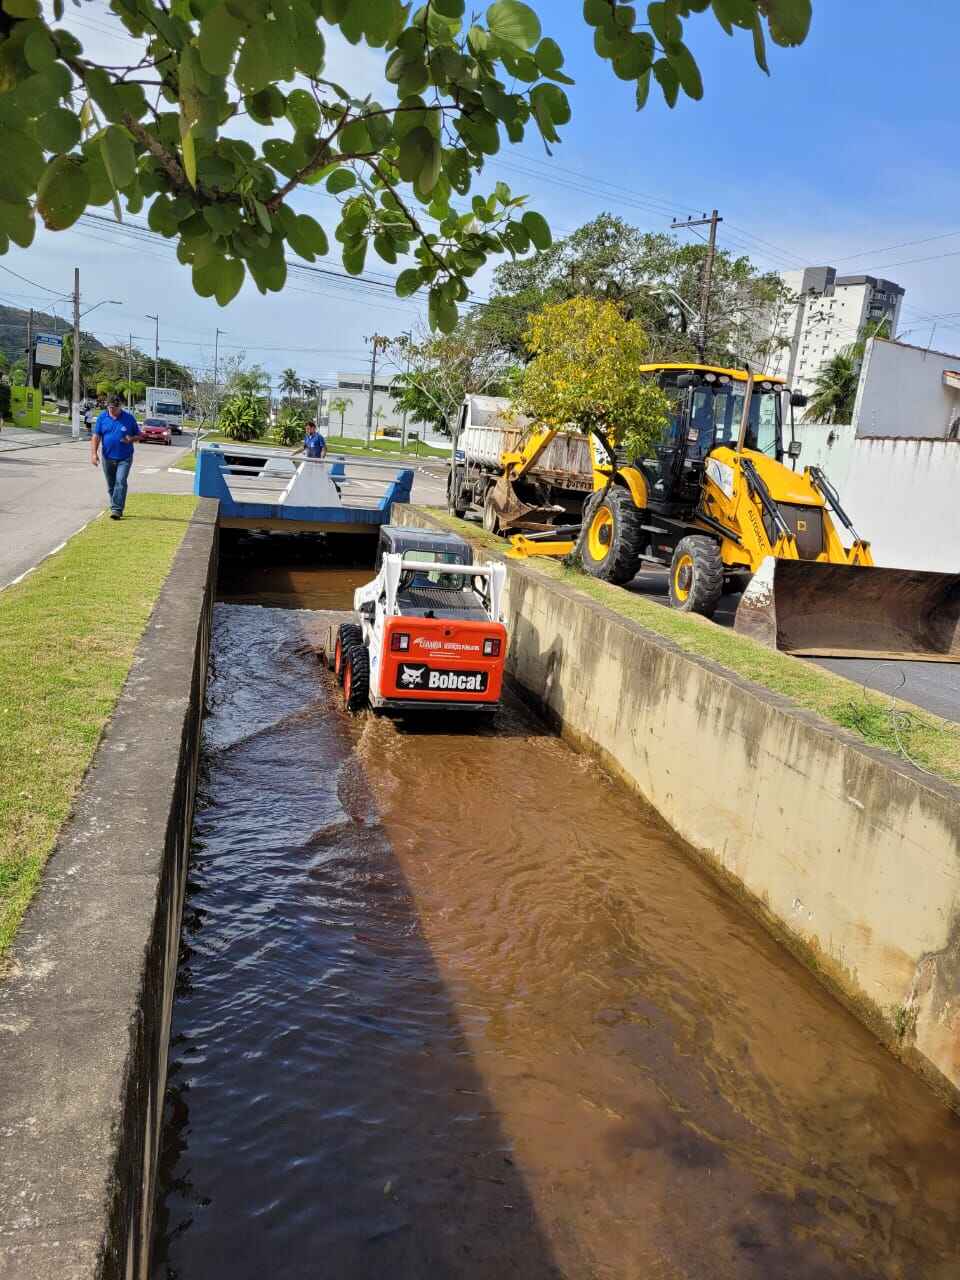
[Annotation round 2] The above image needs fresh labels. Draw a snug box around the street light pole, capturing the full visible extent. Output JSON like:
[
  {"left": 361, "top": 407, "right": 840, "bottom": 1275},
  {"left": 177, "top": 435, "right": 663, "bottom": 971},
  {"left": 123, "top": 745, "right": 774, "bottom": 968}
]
[
  {"left": 213, "top": 327, "right": 226, "bottom": 426},
  {"left": 71, "top": 267, "right": 81, "bottom": 439},
  {"left": 399, "top": 329, "right": 412, "bottom": 449},
  {"left": 145, "top": 314, "right": 159, "bottom": 386}
]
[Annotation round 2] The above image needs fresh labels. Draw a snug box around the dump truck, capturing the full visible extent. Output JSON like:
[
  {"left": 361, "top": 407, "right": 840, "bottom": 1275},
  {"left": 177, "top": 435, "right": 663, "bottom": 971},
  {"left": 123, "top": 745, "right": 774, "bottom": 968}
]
[
  {"left": 447, "top": 394, "right": 593, "bottom": 534},
  {"left": 508, "top": 363, "right": 960, "bottom": 662}
]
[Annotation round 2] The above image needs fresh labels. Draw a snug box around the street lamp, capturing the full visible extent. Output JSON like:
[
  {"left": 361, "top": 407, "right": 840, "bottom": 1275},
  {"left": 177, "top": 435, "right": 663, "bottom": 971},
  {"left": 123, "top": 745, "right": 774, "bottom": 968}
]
[
  {"left": 71, "top": 293, "right": 122, "bottom": 439},
  {"left": 145, "top": 313, "right": 159, "bottom": 386}
]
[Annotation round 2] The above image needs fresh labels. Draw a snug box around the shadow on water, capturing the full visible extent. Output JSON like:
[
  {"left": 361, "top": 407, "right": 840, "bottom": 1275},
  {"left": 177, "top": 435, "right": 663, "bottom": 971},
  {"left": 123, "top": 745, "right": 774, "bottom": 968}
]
[
  {"left": 153, "top": 596, "right": 960, "bottom": 1280},
  {"left": 151, "top": 604, "right": 565, "bottom": 1280},
  {"left": 216, "top": 531, "right": 376, "bottom": 610}
]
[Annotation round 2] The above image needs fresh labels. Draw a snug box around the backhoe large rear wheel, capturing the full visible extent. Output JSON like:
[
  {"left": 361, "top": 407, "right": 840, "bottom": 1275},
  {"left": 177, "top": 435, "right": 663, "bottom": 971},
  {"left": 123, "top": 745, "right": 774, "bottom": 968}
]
[
  {"left": 343, "top": 645, "right": 370, "bottom": 713},
  {"left": 581, "top": 487, "right": 643, "bottom": 584},
  {"left": 668, "top": 536, "right": 723, "bottom": 617}
]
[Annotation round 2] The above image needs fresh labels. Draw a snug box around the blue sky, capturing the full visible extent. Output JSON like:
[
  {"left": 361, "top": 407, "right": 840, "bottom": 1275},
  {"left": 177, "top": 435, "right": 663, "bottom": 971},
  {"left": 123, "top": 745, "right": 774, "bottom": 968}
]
[{"left": 4, "top": 1, "right": 960, "bottom": 389}]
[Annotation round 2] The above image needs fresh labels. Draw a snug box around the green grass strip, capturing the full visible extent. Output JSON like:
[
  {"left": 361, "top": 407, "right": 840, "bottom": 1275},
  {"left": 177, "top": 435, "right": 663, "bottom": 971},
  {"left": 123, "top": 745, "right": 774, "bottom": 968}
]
[
  {"left": 419, "top": 507, "right": 960, "bottom": 786},
  {"left": 0, "top": 493, "right": 197, "bottom": 958}
]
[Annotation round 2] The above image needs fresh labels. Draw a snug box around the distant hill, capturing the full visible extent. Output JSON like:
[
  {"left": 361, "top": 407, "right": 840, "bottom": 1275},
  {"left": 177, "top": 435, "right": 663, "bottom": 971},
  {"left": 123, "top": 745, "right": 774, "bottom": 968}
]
[{"left": 0, "top": 305, "right": 107, "bottom": 365}]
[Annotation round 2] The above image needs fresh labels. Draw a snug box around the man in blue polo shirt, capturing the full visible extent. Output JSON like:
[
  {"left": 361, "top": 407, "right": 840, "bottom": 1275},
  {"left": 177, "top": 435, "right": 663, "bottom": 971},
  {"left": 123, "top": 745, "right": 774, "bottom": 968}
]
[
  {"left": 90, "top": 395, "right": 141, "bottom": 519},
  {"left": 301, "top": 420, "right": 326, "bottom": 459}
]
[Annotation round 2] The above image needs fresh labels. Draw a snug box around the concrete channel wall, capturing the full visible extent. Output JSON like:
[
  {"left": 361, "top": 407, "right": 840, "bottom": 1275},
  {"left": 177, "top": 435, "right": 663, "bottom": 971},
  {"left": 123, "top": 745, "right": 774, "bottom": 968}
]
[
  {"left": 394, "top": 506, "right": 960, "bottom": 1101},
  {"left": 0, "top": 499, "right": 218, "bottom": 1280}
]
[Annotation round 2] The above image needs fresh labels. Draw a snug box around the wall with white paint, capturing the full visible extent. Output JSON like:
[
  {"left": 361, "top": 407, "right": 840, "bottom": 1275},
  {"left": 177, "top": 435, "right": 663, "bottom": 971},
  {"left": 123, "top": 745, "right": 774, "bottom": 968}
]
[
  {"left": 843, "top": 436, "right": 960, "bottom": 570},
  {"left": 794, "top": 421, "right": 856, "bottom": 491},
  {"left": 853, "top": 338, "right": 960, "bottom": 440}
]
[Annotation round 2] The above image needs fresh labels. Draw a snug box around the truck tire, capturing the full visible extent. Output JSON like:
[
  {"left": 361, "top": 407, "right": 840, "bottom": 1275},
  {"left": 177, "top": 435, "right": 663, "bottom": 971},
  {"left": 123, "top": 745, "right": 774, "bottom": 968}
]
[
  {"left": 668, "top": 536, "right": 723, "bottom": 617},
  {"left": 343, "top": 645, "right": 370, "bottom": 713},
  {"left": 447, "top": 468, "right": 467, "bottom": 518},
  {"left": 581, "top": 487, "right": 643, "bottom": 584},
  {"left": 482, "top": 489, "right": 500, "bottom": 535},
  {"left": 335, "top": 623, "right": 362, "bottom": 684}
]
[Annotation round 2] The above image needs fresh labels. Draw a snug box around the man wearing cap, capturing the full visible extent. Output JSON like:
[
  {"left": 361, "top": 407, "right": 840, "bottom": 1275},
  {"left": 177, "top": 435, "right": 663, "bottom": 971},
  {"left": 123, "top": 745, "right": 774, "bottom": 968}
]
[{"left": 90, "top": 395, "right": 141, "bottom": 520}]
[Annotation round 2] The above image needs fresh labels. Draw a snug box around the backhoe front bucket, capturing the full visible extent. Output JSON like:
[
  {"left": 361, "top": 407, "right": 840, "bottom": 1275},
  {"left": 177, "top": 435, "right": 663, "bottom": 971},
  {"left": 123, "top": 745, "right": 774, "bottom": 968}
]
[
  {"left": 734, "top": 557, "right": 960, "bottom": 661},
  {"left": 488, "top": 474, "right": 566, "bottom": 532}
]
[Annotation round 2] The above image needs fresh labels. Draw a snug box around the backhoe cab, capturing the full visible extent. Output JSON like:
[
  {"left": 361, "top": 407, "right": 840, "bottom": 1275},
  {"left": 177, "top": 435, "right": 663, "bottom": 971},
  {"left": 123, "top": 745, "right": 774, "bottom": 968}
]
[{"left": 511, "top": 363, "right": 960, "bottom": 661}]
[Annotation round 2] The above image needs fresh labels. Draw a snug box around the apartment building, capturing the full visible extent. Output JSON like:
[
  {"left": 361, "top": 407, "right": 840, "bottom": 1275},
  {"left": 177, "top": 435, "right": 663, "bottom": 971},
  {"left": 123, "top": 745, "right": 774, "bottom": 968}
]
[{"left": 766, "top": 266, "right": 905, "bottom": 396}]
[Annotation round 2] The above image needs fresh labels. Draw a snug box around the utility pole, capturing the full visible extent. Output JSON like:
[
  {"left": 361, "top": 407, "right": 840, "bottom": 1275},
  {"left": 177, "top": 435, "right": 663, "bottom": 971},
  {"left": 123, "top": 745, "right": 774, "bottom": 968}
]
[
  {"left": 671, "top": 210, "right": 722, "bottom": 362},
  {"left": 146, "top": 313, "right": 159, "bottom": 386},
  {"left": 71, "top": 267, "right": 81, "bottom": 440},
  {"left": 399, "top": 329, "right": 412, "bottom": 450},
  {"left": 25, "top": 308, "right": 34, "bottom": 387},
  {"left": 363, "top": 334, "right": 389, "bottom": 444},
  {"left": 127, "top": 334, "right": 134, "bottom": 397},
  {"left": 212, "top": 327, "right": 225, "bottom": 426}
]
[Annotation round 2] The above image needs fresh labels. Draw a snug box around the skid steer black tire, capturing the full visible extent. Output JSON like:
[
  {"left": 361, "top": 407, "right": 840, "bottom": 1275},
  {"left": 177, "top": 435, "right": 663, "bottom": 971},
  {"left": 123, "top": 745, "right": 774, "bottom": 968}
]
[
  {"left": 335, "top": 623, "right": 362, "bottom": 684},
  {"left": 343, "top": 645, "right": 370, "bottom": 713},
  {"left": 668, "top": 536, "right": 723, "bottom": 617},
  {"left": 581, "top": 487, "right": 644, "bottom": 584}
]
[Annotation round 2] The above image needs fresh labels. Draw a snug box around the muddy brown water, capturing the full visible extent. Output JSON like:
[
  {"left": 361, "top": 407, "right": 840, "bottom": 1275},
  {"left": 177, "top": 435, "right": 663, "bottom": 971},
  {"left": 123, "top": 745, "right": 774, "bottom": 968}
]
[{"left": 152, "top": 582, "right": 960, "bottom": 1279}]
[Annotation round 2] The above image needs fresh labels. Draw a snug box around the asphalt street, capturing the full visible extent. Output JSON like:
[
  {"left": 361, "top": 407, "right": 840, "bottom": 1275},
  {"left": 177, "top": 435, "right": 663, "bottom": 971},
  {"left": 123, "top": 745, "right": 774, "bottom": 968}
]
[
  {"left": 0, "top": 427, "right": 448, "bottom": 590},
  {"left": 622, "top": 568, "right": 960, "bottom": 725}
]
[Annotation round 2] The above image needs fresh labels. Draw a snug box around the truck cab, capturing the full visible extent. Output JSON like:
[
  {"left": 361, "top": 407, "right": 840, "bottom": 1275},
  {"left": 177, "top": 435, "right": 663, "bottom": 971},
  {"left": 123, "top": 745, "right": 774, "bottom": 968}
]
[{"left": 334, "top": 526, "right": 508, "bottom": 714}]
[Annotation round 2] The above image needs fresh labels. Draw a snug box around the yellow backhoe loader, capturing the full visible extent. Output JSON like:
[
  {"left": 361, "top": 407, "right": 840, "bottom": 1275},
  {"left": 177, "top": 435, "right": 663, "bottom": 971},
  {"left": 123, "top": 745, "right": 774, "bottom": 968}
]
[{"left": 507, "top": 363, "right": 960, "bottom": 661}]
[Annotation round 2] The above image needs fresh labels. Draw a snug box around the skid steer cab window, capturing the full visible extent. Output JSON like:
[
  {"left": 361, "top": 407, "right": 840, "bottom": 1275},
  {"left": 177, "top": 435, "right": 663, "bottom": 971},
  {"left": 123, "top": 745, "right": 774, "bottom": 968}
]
[{"left": 400, "top": 550, "right": 470, "bottom": 591}]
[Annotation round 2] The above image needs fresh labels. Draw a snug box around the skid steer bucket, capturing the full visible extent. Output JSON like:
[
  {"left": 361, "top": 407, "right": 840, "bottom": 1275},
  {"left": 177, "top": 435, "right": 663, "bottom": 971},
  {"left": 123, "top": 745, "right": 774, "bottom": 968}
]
[{"left": 734, "top": 557, "right": 960, "bottom": 661}]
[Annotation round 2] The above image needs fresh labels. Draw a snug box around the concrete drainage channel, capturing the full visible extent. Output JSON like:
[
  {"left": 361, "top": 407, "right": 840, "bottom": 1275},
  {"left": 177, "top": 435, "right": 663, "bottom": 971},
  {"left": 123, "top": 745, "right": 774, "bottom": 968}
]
[{"left": 2, "top": 500, "right": 960, "bottom": 1279}]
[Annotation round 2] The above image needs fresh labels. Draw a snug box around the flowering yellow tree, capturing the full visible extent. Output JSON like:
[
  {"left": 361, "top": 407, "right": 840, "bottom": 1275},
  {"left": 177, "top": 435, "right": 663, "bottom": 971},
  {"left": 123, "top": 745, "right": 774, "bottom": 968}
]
[{"left": 515, "top": 297, "right": 670, "bottom": 457}]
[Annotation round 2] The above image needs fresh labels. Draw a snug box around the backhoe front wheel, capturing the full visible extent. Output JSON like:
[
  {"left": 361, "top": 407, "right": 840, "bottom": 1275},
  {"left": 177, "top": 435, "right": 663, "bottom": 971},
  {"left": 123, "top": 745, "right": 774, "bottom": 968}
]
[
  {"left": 581, "top": 487, "right": 644, "bottom": 584},
  {"left": 668, "top": 536, "right": 723, "bottom": 617}
]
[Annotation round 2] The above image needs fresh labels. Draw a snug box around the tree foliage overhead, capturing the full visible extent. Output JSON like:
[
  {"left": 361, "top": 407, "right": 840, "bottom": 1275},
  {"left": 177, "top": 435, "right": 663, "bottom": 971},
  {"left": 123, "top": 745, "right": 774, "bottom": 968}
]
[
  {"left": 514, "top": 296, "right": 670, "bottom": 457},
  {"left": 476, "top": 213, "right": 793, "bottom": 368},
  {"left": 0, "top": 0, "right": 811, "bottom": 325}
]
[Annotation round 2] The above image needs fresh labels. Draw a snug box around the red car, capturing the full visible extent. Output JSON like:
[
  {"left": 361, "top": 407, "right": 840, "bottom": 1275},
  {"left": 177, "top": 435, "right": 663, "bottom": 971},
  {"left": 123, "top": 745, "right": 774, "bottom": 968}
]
[{"left": 140, "top": 417, "right": 172, "bottom": 445}]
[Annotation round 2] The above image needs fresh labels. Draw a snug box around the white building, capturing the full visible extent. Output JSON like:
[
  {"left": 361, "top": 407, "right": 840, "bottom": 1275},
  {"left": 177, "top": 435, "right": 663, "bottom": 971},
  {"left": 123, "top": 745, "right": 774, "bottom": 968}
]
[
  {"left": 852, "top": 336, "right": 960, "bottom": 440},
  {"left": 326, "top": 370, "right": 403, "bottom": 439},
  {"left": 766, "top": 266, "right": 905, "bottom": 397}
]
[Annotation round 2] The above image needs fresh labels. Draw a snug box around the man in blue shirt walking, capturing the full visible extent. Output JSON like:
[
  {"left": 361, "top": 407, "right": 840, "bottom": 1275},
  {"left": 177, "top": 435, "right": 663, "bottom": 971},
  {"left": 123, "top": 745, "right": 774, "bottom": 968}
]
[
  {"left": 301, "top": 420, "right": 326, "bottom": 459},
  {"left": 90, "top": 395, "right": 141, "bottom": 520}
]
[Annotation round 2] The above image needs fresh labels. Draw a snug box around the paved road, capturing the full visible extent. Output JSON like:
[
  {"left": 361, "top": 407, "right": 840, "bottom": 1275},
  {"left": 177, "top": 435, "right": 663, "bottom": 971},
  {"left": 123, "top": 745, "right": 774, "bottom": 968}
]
[
  {"left": 622, "top": 569, "right": 960, "bottom": 724},
  {"left": 0, "top": 430, "right": 448, "bottom": 590}
]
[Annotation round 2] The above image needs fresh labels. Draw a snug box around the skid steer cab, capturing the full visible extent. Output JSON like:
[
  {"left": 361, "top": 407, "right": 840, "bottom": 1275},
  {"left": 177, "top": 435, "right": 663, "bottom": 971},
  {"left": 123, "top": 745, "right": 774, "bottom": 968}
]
[{"left": 333, "top": 526, "right": 508, "bottom": 715}]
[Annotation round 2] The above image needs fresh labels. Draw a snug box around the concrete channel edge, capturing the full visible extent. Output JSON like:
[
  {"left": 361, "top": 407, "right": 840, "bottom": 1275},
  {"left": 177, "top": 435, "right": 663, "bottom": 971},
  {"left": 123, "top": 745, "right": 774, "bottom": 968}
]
[
  {"left": 393, "top": 505, "right": 960, "bottom": 1104},
  {"left": 0, "top": 497, "right": 218, "bottom": 1280}
]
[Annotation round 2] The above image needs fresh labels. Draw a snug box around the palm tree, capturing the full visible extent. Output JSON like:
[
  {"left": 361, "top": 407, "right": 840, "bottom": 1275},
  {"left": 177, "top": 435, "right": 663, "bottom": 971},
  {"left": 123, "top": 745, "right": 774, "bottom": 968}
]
[
  {"left": 329, "top": 395, "right": 352, "bottom": 433},
  {"left": 280, "top": 367, "right": 301, "bottom": 401},
  {"left": 805, "top": 349, "right": 859, "bottom": 424}
]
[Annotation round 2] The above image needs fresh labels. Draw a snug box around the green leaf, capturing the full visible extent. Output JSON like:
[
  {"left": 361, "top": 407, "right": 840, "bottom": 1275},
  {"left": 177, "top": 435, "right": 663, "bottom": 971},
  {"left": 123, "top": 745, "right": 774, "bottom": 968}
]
[
  {"left": 486, "top": 0, "right": 541, "bottom": 49},
  {"left": 635, "top": 66, "right": 651, "bottom": 108},
  {"left": 647, "top": 1, "right": 682, "bottom": 45},
  {"left": 373, "top": 233, "right": 397, "bottom": 264},
  {"left": 24, "top": 28, "right": 56, "bottom": 71},
  {"left": 759, "top": 0, "right": 812, "bottom": 46},
  {"left": 428, "top": 285, "right": 457, "bottom": 333},
  {"left": 1, "top": 0, "right": 41, "bottom": 16},
  {"left": 522, "top": 209, "right": 551, "bottom": 251},
  {"left": 34, "top": 107, "right": 81, "bottom": 153},
  {"left": 339, "top": 116, "right": 372, "bottom": 153},
  {"left": 653, "top": 57, "right": 679, "bottom": 107},
  {"left": 100, "top": 125, "right": 136, "bottom": 190},
  {"left": 397, "top": 125, "right": 436, "bottom": 183},
  {"left": 395, "top": 267, "right": 421, "bottom": 297},
  {"left": 326, "top": 168, "right": 356, "bottom": 193},
  {"left": 253, "top": 197, "right": 271, "bottom": 232},
  {"left": 181, "top": 125, "right": 197, "bottom": 187},
  {"left": 197, "top": 4, "right": 246, "bottom": 76},
  {"left": 612, "top": 31, "right": 654, "bottom": 79},
  {"left": 85, "top": 68, "right": 125, "bottom": 123},
  {"left": 235, "top": 31, "right": 277, "bottom": 93},
  {"left": 751, "top": 13, "right": 769, "bottom": 73},
  {"left": 666, "top": 40, "right": 703, "bottom": 99},
  {"left": 215, "top": 257, "right": 245, "bottom": 305},
  {"left": 36, "top": 154, "right": 89, "bottom": 230},
  {"left": 286, "top": 87, "right": 320, "bottom": 133},
  {"left": 711, "top": 0, "right": 754, "bottom": 31},
  {"left": 6, "top": 128, "right": 45, "bottom": 196},
  {"left": 432, "top": 0, "right": 464, "bottom": 14},
  {"left": 342, "top": 237, "right": 367, "bottom": 275},
  {"left": 0, "top": 198, "right": 35, "bottom": 247}
]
